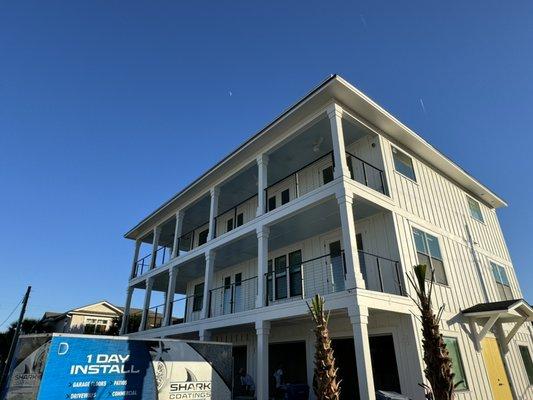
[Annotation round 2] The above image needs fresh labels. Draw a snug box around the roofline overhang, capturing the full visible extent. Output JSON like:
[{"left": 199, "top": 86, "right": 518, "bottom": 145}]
[{"left": 124, "top": 74, "right": 507, "bottom": 239}]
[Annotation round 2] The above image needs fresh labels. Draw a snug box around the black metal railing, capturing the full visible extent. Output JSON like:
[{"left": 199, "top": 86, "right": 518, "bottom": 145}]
[
  {"left": 144, "top": 303, "right": 165, "bottom": 330},
  {"left": 208, "top": 276, "right": 258, "bottom": 318},
  {"left": 214, "top": 193, "right": 258, "bottom": 238},
  {"left": 358, "top": 250, "right": 404, "bottom": 295},
  {"left": 153, "top": 240, "right": 174, "bottom": 267},
  {"left": 346, "top": 151, "right": 387, "bottom": 195},
  {"left": 264, "top": 152, "right": 334, "bottom": 213},
  {"left": 126, "top": 309, "right": 143, "bottom": 334},
  {"left": 168, "top": 295, "right": 197, "bottom": 325},
  {"left": 265, "top": 251, "right": 346, "bottom": 305},
  {"left": 133, "top": 253, "right": 152, "bottom": 278},
  {"left": 176, "top": 220, "right": 210, "bottom": 255}
]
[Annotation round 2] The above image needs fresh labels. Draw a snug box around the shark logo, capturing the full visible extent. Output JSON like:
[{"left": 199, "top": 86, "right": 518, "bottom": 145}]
[{"left": 168, "top": 367, "right": 212, "bottom": 398}]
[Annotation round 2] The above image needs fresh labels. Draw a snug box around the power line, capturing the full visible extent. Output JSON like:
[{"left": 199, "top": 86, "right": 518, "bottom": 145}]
[{"left": 0, "top": 299, "right": 23, "bottom": 330}]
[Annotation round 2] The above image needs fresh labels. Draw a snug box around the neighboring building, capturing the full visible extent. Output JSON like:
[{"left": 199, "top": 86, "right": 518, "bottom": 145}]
[
  {"left": 40, "top": 301, "right": 123, "bottom": 334},
  {"left": 119, "top": 75, "right": 533, "bottom": 400}
]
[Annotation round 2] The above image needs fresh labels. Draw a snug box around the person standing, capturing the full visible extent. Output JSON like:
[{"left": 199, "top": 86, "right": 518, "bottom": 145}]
[{"left": 239, "top": 368, "right": 255, "bottom": 397}]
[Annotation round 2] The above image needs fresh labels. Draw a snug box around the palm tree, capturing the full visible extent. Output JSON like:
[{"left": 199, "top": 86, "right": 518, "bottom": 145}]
[
  {"left": 406, "top": 264, "right": 456, "bottom": 400},
  {"left": 307, "top": 294, "right": 341, "bottom": 400}
]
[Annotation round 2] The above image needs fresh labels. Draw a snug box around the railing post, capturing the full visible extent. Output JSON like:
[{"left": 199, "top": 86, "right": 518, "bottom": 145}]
[
  {"left": 362, "top": 162, "right": 368, "bottom": 186},
  {"left": 395, "top": 262, "right": 404, "bottom": 295},
  {"left": 379, "top": 171, "right": 386, "bottom": 195},
  {"left": 376, "top": 257, "right": 384, "bottom": 292}
]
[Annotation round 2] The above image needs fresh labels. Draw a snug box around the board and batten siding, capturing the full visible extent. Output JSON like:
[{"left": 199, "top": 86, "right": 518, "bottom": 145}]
[{"left": 376, "top": 133, "right": 532, "bottom": 399}]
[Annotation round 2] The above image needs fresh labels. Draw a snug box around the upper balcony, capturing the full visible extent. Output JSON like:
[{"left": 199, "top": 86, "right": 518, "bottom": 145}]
[
  {"left": 130, "top": 109, "right": 390, "bottom": 280},
  {"left": 126, "top": 195, "right": 407, "bottom": 334}
]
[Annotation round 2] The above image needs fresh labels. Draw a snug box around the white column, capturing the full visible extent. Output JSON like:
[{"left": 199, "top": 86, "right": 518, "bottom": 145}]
[
  {"left": 199, "top": 329, "right": 212, "bottom": 341},
  {"left": 201, "top": 250, "right": 215, "bottom": 319},
  {"left": 164, "top": 267, "right": 178, "bottom": 326},
  {"left": 349, "top": 305, "right": 375, "bottom": 400},
  {"left": 256, "top": 320, "right": 271, "bottom": 400},
  {"left": 130, "top": 239, "right": 141, "bottom": 278},
  {"left": 256, "top": 226, "right": 270, "bottom": 308},
  {"left": 140, "top": 277, "right": 154, "bottom": 331},
  {"left": 336, "top": 191, "right": 366, "bottom": 289},
  {"left": 208, "top": 187, "right": 220, "bottom": 241},
  {"left": 119, "top": 287, "right": 134, "bottom": 335},
  {"left": 327, "top": 104, "right": 350, "bottom": 179},
  {"left": 150, "top": 226, "right": 161, "bottom": 270},
  {"left": 256, "top": 154, "right": 269, "bottom": 216},
  {"left": 171, "top": 210, "right": 184, "bottom": 259}
]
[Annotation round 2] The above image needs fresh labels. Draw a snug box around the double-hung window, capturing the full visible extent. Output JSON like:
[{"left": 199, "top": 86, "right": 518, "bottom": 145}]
[
  {"left": 266, "top": 250, "right": 303, "bottom": 302},
  {"left": 491, "top": 262, "right": 513, "bottom": 300},
  {"left": 443, "top": 337, "right": 468, "bottom": 390},
  {"left": 413, "top": 228, "right": 447, "bottom": 285},
  {"left": 467, "top": 197, "right": 484, "bottom": 222},
  {"left": 392, "top": 146, "right": 416, "bottom": 181},
  {"left": 84, "top": 318, "right": 108, "bottom": 335}
]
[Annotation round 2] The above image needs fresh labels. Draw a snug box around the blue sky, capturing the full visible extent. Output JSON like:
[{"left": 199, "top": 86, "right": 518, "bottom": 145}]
[{"left": 1, "top": 1, "right": 532, "bottom": 325}]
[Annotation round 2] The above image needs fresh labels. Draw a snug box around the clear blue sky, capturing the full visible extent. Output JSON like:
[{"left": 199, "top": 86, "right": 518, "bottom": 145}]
[{"left": 1, "top": 1, "right": 532, "bottom": 325}]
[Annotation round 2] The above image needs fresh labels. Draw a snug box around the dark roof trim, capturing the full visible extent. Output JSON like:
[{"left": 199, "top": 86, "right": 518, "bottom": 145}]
[{"left": 462, "top": 299, "right": 531, "bottom": 315}]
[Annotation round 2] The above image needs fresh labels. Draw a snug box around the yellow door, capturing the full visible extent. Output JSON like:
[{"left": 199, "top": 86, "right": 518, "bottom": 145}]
[{"left": 482, "top": 337, "right": 513, "bottom": 400}]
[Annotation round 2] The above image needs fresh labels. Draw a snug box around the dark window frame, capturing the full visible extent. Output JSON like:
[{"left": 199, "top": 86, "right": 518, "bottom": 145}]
[{"left": 192, "top": 283, "right": 204, "bottom": 312}]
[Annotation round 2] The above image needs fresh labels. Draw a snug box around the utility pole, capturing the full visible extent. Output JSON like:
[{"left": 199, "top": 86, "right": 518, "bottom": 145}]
[{"left": 0, "top": 286, "right": 31, "bottom": 394}]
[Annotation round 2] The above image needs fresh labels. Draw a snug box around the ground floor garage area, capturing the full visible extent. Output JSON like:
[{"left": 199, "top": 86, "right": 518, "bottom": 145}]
[{"left": 208, "top": 309, "right": 422, "bottom": 400}]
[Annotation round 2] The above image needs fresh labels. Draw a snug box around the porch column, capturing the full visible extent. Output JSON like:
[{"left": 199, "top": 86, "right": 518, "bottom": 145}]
[
  {"left": 201, "top": 250, "right": 215, "bottom": 319},
  {"left": 150, "top": 226, "right": 161, "bottom": 270},
  {"left": 336, "top": 191, "right": 366, "bottom": 289},
  {"left": 256, "top": 154, "right": 269, "bottom": 216},
  {"left": 349, "top": 305, "right": 375, "bottom": 400},
  {"left": 119, "top": 287, "right": 134, "bottom": 335},
  {"left": 199, "top": 329, "right": 212, "bottom": 341},
  {"left": 256, "top": 320, "right": 271, "bottom": 400},
  {"left": 256, "top": 226, "right": 270, "bottom": 308},
  {"left": 171, "top": 210, "right": 184, "bottom": 259},
  {"left": 140, "top": 277, "right": 154, "bottom": 331},
  {"left": 327, "top": 104, "right": 350, "bottom": 179},
  {"left": 130, "top": 239, "right": 141, "bottom": 279},
  {"left": 164, "top": 266, "right": 178, "bottom": 326},
  {"left": 208, "top": 187, "right": 220, "bottom": 241}
]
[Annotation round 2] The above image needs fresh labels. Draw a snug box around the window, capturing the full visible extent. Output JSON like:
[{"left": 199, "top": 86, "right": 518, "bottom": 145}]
[
  {"left": 491, "top": 262, "right": 513, "bottom": 300},
  {"left": 392, "top": 146, "right": 416, "bottom": 181},
  {"left": 84, "top": 318, "right": 108, "bottom": 335},
  {"left": 274, "top": 255, "right": 288, "bottom": 299},
  {"left": 322, "top": 166, "right": 334, "bottom": 184},
  {"left": 192, "top": 283, "right": 204, "bottom": 312},
  {"left": 288, "top": 250, "right": 302, "bottom": 296},
  {"left": 236, "top": 213, "right": 244, "bottom": 227},
  {"left": 467, "top": 197, "right": 484, "bottom": 222},
  {"left": 268, "top": 196, "right": 276, "bottom": 211},
  {"left": 267, "top": 260, "right": 273, "bottom": 302},
  {"left": 443, "top": 337, "right": 468, "bottom": 390},
  {"left": 281, "top": 189, "right": 290, "bottom": 205},
  {"left": 198, "top": 229, "right": 209, "bottom": 246},
  {"left": 226, "top": 218, "right": 234, "bottom": 232},
  {"left": 234, "top": 273, "right": 243, "bottom": 313},
  {"left": 518, "top": 345, "right": 533, "bottom": 385},
  {"left": 413, "top": 228, "right": 447, "bottom": 285},
  {"left": 223, "top": 276, "right": 232, "bottom": 314}
]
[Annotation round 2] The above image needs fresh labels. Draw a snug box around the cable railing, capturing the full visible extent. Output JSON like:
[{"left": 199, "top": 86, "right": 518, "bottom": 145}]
[
  {"left": 358, "top": 250, "right": 404, "bottom": 295},
  {"left": 265, "top": 251, "right": 346, "bottom": 304},
  {"left": 143, "top": 303, "right": 165, "bottom": 330},
  {"left": 214, "top": 193, "right": 258, "bottom": 238},
  {"left": 176, "top": 220, "right": 210, "bottom": 255},
  {"left": 264, "top": 151, "right": 334, "bottom": 213},
  {"left": 208, "top": 276, "right": 258, "bottom": 318},
  {"left": 346, "top": 151, "right": 387, "bottom": 195},
  {"left": 168, "top": 295, "right": 197, "bottom": 325},
  {"left": 133, "top": 253, "right": 152, "bottom": 278}
]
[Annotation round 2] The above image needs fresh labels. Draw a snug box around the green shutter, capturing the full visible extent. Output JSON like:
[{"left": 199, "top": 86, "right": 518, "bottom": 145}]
[{"left": 444, "top": 337, "right": 468, "bottom": 390}]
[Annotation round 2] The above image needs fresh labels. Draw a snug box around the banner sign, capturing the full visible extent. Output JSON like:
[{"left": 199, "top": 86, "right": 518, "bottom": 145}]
[{"left": 3, "top": 334, "right": 232, "bottom": 400}]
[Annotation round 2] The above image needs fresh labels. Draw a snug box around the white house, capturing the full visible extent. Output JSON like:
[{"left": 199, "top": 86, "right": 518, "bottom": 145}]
[{"left": 119, "top": 75, "right": 533, "bottom": 400}]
